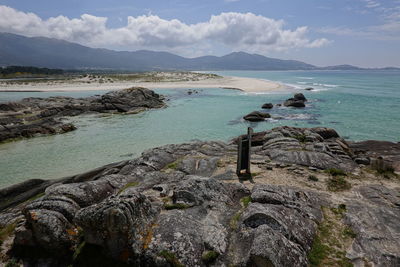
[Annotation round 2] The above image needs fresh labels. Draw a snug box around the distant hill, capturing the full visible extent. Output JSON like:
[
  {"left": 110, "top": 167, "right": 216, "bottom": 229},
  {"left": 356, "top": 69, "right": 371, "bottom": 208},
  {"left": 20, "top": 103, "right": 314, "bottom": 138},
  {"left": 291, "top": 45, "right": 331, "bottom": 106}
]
[
  {"left": 318, "top": 64, "right": 362, "bottom": 70},
  {"left": 0, "top": 32, "right": 398, "bottom": 71}
]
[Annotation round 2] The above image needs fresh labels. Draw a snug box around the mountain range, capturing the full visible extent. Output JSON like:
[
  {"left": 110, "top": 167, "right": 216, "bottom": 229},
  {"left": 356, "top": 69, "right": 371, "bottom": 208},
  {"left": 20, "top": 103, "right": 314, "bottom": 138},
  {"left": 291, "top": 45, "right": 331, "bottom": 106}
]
[{"left": 0, "top": 32, "right": 398, "bottom": 71}]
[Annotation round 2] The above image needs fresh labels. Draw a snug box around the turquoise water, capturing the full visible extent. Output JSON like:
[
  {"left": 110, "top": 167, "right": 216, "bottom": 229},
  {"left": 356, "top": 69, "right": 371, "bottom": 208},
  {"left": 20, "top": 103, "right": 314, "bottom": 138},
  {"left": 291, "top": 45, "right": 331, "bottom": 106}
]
[{"left": 0, "top": 70, "right": 399, "bottom": 187}]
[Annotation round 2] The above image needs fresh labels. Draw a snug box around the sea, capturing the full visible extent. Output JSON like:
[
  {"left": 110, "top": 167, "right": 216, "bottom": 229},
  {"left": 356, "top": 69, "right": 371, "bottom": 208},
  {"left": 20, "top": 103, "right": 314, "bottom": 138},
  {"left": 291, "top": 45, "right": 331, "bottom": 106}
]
[{"left": 0, "top": 70, "right": 399, "bottom": 187}]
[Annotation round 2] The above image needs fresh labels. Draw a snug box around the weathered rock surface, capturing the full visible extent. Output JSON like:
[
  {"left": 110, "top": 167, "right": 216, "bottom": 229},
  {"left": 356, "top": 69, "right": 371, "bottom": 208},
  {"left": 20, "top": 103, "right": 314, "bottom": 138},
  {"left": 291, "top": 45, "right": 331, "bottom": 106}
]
[
  {"left": 1, "top": 126, "right": 399, "bottom": 266},
  {"left": 253, "top": 126, "right": 357, "bottom": 171},
  {"left": 243, "top": 111, "right": 271, "bottom": 122},
  {"left": 0, "top": 87, "right": 165, "bottom": 143},
  {"left": 345, "top": 185, "right": 400, "bottom": 266}
]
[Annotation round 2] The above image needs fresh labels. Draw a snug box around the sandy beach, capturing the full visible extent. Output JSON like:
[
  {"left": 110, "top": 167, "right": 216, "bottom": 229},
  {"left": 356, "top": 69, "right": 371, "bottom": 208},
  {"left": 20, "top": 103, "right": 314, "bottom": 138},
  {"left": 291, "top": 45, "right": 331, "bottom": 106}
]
[{"left": 0, "top": 76, "right": 283, "bottom": 93}]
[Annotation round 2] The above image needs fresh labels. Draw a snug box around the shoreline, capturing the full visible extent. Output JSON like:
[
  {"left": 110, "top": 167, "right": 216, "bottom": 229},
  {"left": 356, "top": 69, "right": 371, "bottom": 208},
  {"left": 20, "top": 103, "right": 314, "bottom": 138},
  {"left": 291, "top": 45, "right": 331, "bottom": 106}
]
[{"left": 0, "top": 75, "right": 284, "bottom": 93}]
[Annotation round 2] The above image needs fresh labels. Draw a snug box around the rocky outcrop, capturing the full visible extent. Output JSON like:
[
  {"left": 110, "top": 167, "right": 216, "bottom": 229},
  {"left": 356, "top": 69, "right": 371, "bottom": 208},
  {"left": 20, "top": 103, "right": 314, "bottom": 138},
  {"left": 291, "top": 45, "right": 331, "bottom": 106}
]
[
  {"left": 0, "top": 87, "right": 165, "bottom": 143},
  {"left": 243, "top": 111, "right": 271, "bottom": 122},
  {"left": 252, "top": 126, "right": 357, "bottom": 171},
  {"left": 1, "top": 126, "right": 399, "bottom": 266},
  {"left": 284, "top": 93, "right": 307, "bottom": 108}
]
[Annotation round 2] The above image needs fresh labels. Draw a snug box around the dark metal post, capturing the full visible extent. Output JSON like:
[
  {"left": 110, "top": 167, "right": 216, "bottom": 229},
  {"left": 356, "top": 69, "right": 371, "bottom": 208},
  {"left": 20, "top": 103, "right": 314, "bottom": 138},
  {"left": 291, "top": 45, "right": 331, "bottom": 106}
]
[{"left": 237, "top": 127, "right": 253, "bottom": 177}]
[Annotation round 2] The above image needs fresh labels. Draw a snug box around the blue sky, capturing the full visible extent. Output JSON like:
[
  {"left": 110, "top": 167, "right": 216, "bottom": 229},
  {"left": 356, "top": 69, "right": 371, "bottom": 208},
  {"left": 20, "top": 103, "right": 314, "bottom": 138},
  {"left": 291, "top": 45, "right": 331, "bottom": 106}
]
[{"left": 0, "top": 0, "right": 399, "bottom": 67}]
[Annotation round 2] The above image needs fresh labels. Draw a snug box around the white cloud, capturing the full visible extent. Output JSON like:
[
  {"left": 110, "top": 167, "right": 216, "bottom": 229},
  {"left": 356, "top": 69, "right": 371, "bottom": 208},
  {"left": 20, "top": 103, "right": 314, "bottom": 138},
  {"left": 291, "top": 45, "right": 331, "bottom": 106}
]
[
  {"left": 0, "top": 5, "right": 329, "bottom": 55},
  {"left": 364, "top": 0, "right": 380, "bottom": 9}
]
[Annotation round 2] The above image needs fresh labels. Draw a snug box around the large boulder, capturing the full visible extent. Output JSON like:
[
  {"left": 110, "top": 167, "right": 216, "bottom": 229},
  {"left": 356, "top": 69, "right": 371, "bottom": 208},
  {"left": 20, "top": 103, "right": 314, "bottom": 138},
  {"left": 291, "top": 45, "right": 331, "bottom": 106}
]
[
  {"left": 294, "top": 93, "right": 307, "bottom": 101},
  {"left": 14, "top": 195, "right": 81, "bottom": 253},
  {"left": 283, "top": 93, "right": 307, "bottom": 108},
  {"left": 244, "top": 111, "right": 271, "bottom": 122},
  {"left": 75, "top": 189, "right": 158, "bottom": 262},
  {"left": 98, "top": 87, "right": 165, "bottom": 112},
  {"left": 230, "top": 184, "right": 324, "bottom": 266},
  {"left": 284, "top": 99, "right": 306, "bottom": 107}
]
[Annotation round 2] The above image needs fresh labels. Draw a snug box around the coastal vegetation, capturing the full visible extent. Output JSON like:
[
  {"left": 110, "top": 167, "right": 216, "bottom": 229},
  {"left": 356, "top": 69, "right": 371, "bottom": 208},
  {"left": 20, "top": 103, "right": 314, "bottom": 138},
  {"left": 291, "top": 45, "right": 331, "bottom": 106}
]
[
  {"left": 308, "top": 206, "right": 354, "bottom": 267},
  {"left": 159, "top": 250, "right": 184, "bottom": 267},
  {"left": 327, "top": 176, "right": 351, "bottom": 192},
  {"left": 0, "top": 66, "right": 63, "bottom": 78},
  {"left": 201, "top": 250, "right": 219, "bottom": 264},
  {"left": 0, "top": 69, "right": 221, "bottom": 86},
  {"left": 118, "top": 182, "right": 139, "bottom": 194}
]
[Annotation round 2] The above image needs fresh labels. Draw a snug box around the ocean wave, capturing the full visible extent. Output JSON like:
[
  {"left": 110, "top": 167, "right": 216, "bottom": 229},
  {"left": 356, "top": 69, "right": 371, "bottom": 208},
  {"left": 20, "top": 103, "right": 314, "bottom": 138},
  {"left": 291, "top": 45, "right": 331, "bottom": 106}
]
[
  {"left": 284, "top": 83, "right": 304, "bottom": 90},
  {"left": 286, "top": 81, "right": 331, "bottom": 92},
  {"left": 296, "top": 76, "right": 314, "bottom": 80},
  {"left": 312, "top": 83, "right": 339, "bottom": 88},
  {"left": 294, "top": 80, "right": 340, "bottom": 91},
  {"left": 243, "top": 91, "right": 291, "bottom": 95},
  {"left": 266, "top": 118, "right": 280, "bottom": 123}
]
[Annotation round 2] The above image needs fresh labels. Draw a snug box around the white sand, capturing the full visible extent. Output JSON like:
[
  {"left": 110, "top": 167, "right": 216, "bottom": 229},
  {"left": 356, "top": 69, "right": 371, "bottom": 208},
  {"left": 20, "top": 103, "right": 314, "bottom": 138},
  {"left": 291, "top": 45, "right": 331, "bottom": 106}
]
[{"left": 0, "top": 76, "right": 283, "bottom": 93}]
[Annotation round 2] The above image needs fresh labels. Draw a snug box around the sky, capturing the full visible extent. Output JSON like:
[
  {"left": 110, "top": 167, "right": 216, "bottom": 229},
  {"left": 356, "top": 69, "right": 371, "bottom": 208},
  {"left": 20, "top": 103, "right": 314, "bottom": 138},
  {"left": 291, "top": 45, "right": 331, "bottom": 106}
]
[{"left": 0, "top": 0, "right": 399, "bottom": 67}]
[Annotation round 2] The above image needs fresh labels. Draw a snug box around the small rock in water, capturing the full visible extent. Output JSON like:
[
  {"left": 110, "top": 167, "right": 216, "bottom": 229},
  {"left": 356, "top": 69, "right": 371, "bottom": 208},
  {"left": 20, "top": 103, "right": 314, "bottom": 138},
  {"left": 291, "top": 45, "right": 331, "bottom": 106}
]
[
  {"left": 120, "top": 153, "right": 134, "bottom": 158},
  {"left": 261, "top": 103, "right": 273, "bottom": 109},
  {"left": 304, "top": 87, "right": 314, "bottom": 91}
]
